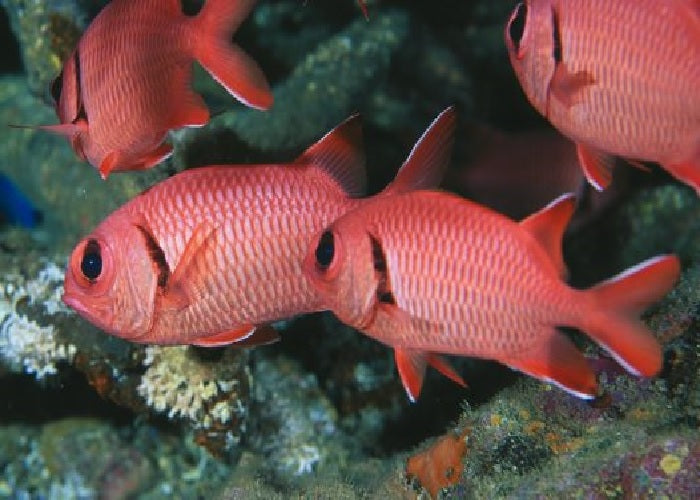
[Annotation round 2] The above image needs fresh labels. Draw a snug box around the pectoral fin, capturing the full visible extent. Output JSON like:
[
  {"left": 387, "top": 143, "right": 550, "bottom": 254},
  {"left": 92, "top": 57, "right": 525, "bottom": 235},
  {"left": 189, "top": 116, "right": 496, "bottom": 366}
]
[
  {"left": 549, "top": 64, "right": 595, "bottom": 109},
  {"left": 160, "top": 222, "right": 218, "bottom": 311}
]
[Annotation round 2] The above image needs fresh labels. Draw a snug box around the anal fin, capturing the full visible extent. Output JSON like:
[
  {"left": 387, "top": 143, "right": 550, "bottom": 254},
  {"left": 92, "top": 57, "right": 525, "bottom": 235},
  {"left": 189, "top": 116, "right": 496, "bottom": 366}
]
[
  {"left": 665, "top": 158, "right": 700, "bottom": 195},
  {"left": 504, "top": 329, "right": 597, "bottom": 399}
]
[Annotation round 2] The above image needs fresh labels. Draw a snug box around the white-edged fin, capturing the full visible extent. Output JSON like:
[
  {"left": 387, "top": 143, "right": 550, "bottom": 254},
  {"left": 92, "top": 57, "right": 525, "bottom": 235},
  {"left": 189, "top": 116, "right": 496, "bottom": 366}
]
[
  {"left": 504, "top": 328, "right": 598, "bottom": 399},
  {"left": 519, "top": 192, "right": 576, "bottom": 278},
  {"left": 395, "top": 348, "right": 428, "bottom": 402},
  {"left": 381, "top": 106, "right": 456, "bottom": 196},
  {"left": 296, "top": 114, "right": 367, "bottom": 197}
]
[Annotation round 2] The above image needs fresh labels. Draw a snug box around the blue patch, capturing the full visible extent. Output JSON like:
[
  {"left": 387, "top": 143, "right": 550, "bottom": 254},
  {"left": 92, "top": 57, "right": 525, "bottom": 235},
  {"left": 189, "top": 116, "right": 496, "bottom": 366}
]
[{"left": 0, "top": 173, "right": 42, "bottom": 228}]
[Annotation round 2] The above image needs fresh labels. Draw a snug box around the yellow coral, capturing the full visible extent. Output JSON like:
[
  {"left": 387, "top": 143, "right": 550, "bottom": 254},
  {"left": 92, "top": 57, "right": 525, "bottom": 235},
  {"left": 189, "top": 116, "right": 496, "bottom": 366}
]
[{"left": 659, "top": 454, "right": 682, "bottom": 476}]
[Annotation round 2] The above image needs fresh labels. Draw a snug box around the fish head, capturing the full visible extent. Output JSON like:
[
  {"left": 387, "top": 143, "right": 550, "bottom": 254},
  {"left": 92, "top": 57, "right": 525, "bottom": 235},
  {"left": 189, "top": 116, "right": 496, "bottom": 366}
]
[
  {"left": 48, "top": 51, "right": 89, "bottom": 160},
  {"left": 505, "top": 0, "right": 556, "bottom": 114},
  {"left": 51, "top": 51, "right": 80, "bottom": 127},
  {"left": 63, "top": 215, "right": 159, "bottom": 341},
  {"left": 303, "top": 216, "right": 380, "bottom": 329}
]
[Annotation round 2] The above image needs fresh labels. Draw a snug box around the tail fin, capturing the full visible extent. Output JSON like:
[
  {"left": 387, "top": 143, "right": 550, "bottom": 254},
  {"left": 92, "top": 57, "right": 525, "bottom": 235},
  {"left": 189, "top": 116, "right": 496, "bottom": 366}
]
[
  {"left": 380, "top": 106, "right": 456, "bottom": 196},
  {"left": 582, "top": 255, "right": 680, "bottom": 377},
  {"left": 191, "top": 0, "right": 273, "bottom": 110}
]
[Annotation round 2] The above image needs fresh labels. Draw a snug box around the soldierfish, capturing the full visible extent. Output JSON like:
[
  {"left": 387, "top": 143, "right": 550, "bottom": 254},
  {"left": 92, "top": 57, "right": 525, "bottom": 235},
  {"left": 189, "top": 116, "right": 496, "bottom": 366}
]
[
  {"left": 446, "top": 124, "right": 619, "bottom": 226},
  {"left": 505, "top": 0, "right": 700, "bottom": 193},
  {"left": 62, "top": 108, "right": 456, "bottom": 346},
  {"left": 303, "top": 191, "right": 680, "bottom": 401},
  {"left": 42, "top": 0, "right": 272, "bottom": 179}
]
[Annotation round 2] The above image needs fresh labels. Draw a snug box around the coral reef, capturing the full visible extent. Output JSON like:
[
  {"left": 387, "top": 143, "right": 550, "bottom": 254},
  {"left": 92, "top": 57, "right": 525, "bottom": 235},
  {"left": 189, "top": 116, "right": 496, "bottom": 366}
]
[
  {"left": 0, "top": 0, "right": 95, "bottom": 95},
  {"left": 138, "top": 345, "right": 251, "bottom": 458},
  {"left": 0, "top": 0, "right": 697, "bottom": 497}
]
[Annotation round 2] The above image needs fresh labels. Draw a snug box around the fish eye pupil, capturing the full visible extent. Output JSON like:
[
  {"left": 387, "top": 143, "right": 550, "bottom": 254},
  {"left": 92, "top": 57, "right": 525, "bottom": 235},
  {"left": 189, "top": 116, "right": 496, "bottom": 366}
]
[
  {"left": 81, "top": 239, "right": 102, "bottom": 282},
  {"left": 509, "top": 2, "right": 527, "bottom": 50},
  {"left": 315, "top": 231, "right": 335, "bottom": 269},
  {"left": 50, "top": 71, "right": 63, "bottom": 104}
]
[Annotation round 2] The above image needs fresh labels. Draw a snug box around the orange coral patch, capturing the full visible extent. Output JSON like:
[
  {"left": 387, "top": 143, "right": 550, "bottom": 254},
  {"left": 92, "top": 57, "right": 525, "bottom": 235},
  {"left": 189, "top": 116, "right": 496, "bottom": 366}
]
[{"left": 406, "top": 428, "right": 470, "bottom": 498}]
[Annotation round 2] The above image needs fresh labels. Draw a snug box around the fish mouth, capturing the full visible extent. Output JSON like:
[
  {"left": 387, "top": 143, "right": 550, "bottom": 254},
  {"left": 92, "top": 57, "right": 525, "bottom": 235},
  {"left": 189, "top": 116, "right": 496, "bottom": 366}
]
[{"left": 62, "top": 293, "right": 92, "bottom": 319}]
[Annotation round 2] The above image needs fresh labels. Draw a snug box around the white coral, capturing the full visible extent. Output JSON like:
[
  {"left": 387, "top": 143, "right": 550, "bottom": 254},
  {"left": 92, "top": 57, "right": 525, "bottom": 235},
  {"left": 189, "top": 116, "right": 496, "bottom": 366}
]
[
  {"left": 137, "top": 346, "right": 244, "bottom": 428},
  {"left": 0, "top": 260, "right": 76, "bottom": 379}
]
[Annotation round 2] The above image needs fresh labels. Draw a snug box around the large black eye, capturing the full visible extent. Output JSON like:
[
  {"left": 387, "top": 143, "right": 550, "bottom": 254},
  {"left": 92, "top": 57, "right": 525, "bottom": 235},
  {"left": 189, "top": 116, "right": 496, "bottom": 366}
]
[
  {"left": 508, "top": 2, "right": 527, "bottom": 52},
  {"left": 81, "top": 239, "right": 102, "bottom": 282},
  {"left": 50, "top": 70, "right": 63, "bottom": 104},
  {"left": 315, "top": 231, "right": 335, "bottom": 270}
]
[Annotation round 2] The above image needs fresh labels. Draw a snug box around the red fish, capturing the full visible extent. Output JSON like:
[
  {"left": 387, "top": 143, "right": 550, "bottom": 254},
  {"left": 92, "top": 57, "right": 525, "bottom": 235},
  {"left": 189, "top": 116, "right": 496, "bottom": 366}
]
[
  {"left": 505, "top": 0, "right": 700, "bottom": 193},
  {"left": 62, "top": 108, "right": 456, "bottom": 346},
  {"left": 303, "top": 191, "right": 680, "bottom": 401},
  {"left": 447, "top": 124, "right": 620, "bottom": 226},
  {"left": 41, "top": 0, "right": 272, "bottom": 179}
]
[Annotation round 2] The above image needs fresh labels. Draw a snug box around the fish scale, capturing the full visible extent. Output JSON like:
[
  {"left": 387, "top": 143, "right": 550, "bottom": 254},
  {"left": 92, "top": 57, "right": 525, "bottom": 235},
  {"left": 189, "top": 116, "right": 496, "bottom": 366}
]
[
  {"left": 126, "top": 167, "right": 353, "bottom": 343},
  {"left": 43, "top": 0, "right": 272, "bottom": 178},
  {"left": 305, "top": 189, "right": 680, "bottom": 400},
  {"left": 552, "top": 0, "right": 697, "bottom": 158},
  {"left": 506, "top": 0, "right": 699, "bottom": 193},
  {"left": 63, "top": 107, "right": 458, "bottom": 346}
]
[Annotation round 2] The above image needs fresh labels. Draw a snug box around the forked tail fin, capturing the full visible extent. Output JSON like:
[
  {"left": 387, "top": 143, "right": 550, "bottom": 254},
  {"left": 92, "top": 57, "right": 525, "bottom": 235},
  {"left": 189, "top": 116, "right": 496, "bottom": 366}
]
[
  {"left": 581, "top": 255, "right": 680, "bottom": 377},
  {"left": 191, "top": 0, "right": 273, "bottom": 110}
]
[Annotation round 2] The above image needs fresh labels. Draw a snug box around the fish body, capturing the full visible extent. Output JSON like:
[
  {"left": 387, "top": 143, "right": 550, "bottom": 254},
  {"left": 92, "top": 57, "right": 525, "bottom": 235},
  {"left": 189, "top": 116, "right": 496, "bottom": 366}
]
[
  {"left": 448, "top": 125, "right": 618, "bottom": 226},
  {"left": 304, "top": 190, "right": 680, "bottom": 401},
  {"left": 62, "top": 108, "right": 456, "bottom": 346},
  {"left": 46, "top": 0, "right": 272, "bottom": 178},
  {"left": 505, "top": 0, "right": 700, "bottom": 193}
]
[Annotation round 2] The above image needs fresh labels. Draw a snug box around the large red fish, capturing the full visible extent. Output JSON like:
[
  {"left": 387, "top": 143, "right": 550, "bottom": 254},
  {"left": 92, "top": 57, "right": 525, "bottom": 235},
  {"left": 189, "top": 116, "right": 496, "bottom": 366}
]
[
  {"left": 303, "top": 191, "right": 680, "bottom": 401},
  {"left": 62, "top": 108, "right": 456, "bottom": 346},
  {"left": 42, "top": 0, "right": 272, "bottom": 179},
  {"left": 505, "top": 0, "right": 700, "bottom": 193}
]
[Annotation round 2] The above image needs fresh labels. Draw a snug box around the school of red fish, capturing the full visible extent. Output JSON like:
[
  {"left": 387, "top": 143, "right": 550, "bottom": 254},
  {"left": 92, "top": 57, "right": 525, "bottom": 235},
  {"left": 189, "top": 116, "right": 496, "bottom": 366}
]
[{"left": 52, "top": 0, "right": 697, "bottom": 403}]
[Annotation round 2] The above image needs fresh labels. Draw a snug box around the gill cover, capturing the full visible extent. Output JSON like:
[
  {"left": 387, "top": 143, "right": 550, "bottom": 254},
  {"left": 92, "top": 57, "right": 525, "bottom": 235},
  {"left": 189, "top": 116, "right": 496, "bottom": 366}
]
[
  {"left": 305, "top": 223, "right": 380, "bottom": 330},
  {"left": 63, "top": 220, "right": 159, "bottom": 340}
]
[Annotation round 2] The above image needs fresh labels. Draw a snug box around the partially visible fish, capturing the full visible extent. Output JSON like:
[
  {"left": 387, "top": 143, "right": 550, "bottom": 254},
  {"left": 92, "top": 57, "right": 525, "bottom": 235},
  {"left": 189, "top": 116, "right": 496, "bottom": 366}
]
[
  {"left": 303, "top": 190, "right": 680, "bottom": 401},
  {"left": 62, "top": 108, "right": 456, "bottom": 346},
  {"left": 0, "top": 173, "right": 42, "bottom": 228},
  {"left": 446, "top": 124, "right": 621, "bottom": 228},
  {"left": 505, "top": 0, "right": 700, "bottom": 193},
  {"left": 40, "top": 0, "right": 272, "bottom": 179}
]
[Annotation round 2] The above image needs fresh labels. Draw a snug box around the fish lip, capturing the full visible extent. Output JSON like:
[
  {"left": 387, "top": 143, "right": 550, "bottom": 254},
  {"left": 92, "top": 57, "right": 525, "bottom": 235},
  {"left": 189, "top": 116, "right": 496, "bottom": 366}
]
[{"left": 62, "top": 293, "right": 91, "bottom": 318}]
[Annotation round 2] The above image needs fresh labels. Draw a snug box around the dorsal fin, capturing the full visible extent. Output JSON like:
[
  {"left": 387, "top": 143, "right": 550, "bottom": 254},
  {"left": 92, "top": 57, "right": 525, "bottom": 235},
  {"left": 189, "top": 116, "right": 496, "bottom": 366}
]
[
  {"left": 381, "top": 106, "right": 456, "bottom": 196},
  {"left": 296, "top": 114, "right": 367, "bottom": 197},
  {"left": 520, "top": 193, "right": 576, "bottom": 278}
]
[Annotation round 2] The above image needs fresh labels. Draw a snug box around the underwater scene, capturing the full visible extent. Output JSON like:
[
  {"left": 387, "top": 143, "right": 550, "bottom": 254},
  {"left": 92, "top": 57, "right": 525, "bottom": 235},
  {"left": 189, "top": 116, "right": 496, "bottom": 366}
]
[{"left": 0, "top": 0, "right": 698, "bottom": 498}]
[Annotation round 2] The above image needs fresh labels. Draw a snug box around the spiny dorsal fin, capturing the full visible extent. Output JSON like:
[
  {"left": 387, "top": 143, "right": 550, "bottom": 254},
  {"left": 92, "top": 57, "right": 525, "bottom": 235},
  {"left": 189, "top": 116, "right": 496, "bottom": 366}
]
[
  {"left": 520, "top": 193, "right": 575, "bottom": 279},
  {"left": 296, "top": 114, "right": 367, "bottom": 197},
  {"left": 381, "top": 106, "right": 456, "bottom": 196}
]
